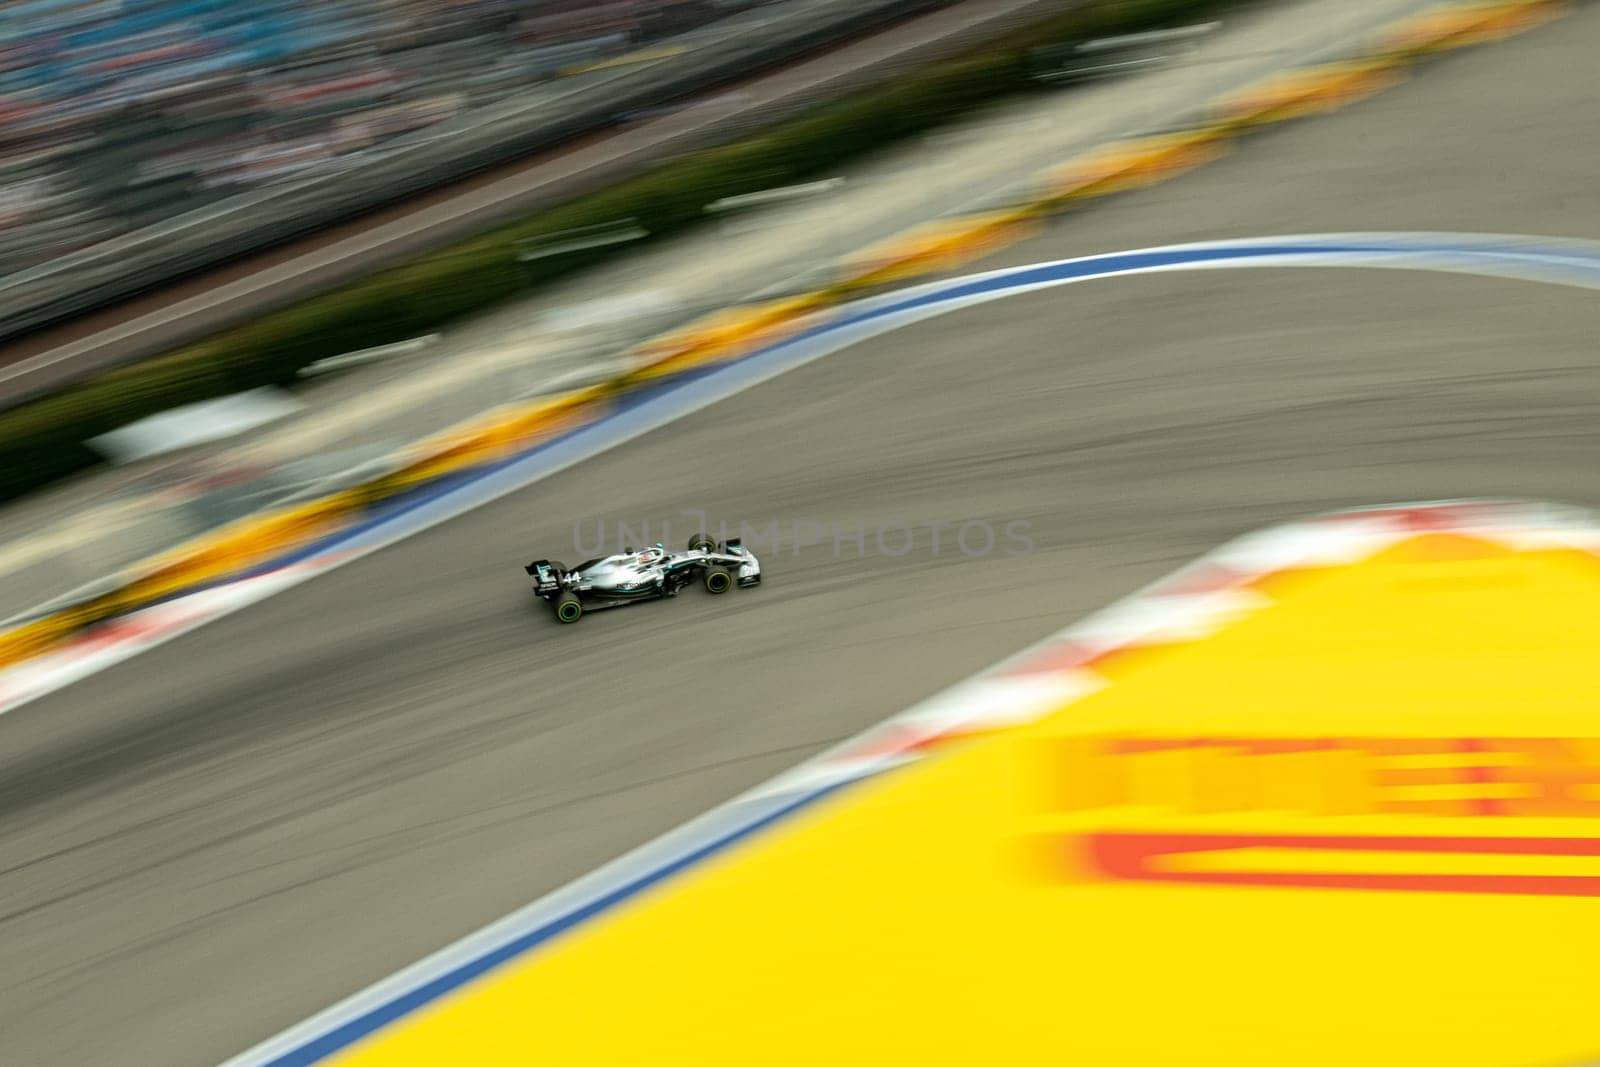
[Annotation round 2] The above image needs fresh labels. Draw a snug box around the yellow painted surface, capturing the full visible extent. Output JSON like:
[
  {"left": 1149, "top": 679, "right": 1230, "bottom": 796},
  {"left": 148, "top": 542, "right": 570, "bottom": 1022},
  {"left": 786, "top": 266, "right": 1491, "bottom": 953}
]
[
  {"left": 1380, "top": 0, "right": 1565, "bottom": 53},
  {"left": 626, "top": 296, "right": 826, "bottom": 382},
  {"left": 1218, "top": 60, "right": 1405, "bottom": 126},
  {"left": 1043, "top": 131, "right": 1229, "bottom": 201},
  {"left": 330, "top": 532, "right": 1600, "bottom": 1066},
  {"left": 842, "top": 210, "right": 1040, "bottom": 288}
]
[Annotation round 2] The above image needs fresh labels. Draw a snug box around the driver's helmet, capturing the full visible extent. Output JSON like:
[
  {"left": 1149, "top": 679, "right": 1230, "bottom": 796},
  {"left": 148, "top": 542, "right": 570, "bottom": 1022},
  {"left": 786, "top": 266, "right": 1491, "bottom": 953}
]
[{"left": 637, "top": 542, "right": 666, "bottom": 564}]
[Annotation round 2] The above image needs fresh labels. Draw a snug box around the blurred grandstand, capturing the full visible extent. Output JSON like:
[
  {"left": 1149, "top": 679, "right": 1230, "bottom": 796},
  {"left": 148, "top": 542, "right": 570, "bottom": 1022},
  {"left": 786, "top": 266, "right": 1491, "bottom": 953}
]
[{"left": 0, "top": 0, "right": 780, "bottom": 277}]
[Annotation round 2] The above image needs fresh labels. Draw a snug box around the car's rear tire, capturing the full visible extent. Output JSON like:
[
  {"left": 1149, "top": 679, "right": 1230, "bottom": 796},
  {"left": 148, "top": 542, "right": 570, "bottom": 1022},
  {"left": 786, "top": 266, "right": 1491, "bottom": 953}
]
[
  {"left": 554, "top": 592, "right": 583, "bottom": 623},
  {"left": 687, "top": 533, "right": 717, "bottom": 553},
  {"left": 703, "top": 567, "right": 733, "bottom": 594}
]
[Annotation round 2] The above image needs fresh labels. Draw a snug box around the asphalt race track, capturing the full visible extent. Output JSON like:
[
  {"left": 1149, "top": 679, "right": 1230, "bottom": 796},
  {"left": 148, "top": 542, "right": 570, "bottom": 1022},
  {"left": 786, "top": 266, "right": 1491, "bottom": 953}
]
[{"left": 3, "top": 9, "right": 1599, "bottom": 1066}]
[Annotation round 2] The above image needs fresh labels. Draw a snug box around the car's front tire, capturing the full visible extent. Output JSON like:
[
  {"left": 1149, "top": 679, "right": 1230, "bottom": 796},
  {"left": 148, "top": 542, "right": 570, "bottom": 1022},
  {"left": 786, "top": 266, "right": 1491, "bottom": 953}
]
[
  {"left": 687, "top": 533, "right": 717, "bottom": 553},
  {"left": 703, "top": 567, "right": 732, "bottom": 594}
]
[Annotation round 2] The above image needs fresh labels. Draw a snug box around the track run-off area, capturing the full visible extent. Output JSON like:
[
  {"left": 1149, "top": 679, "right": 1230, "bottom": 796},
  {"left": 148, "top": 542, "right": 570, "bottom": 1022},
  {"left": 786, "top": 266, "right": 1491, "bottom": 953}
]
[{"left": 1, "top": 5, "right": 1598, "bottom": 1065}]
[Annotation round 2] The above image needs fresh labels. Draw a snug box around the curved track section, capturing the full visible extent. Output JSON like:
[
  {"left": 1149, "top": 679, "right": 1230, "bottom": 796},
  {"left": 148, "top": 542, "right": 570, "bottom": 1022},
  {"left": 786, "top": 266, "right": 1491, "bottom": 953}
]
[
  {"left": 1, "top": 6, "right": 1597, "bottom": 1066},
  {"left": 7, "top": 233, "right": 1600, "bottom": 720}
]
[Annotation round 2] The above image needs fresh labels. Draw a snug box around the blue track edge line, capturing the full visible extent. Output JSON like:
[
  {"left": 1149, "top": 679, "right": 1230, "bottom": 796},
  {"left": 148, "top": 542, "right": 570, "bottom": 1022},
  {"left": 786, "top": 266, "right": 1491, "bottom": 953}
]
[
  {"left": 264, "top": 777, "right": 853, "bottom": 1067},
  {"left": 43, "top": 235, "right": 1600, "bottom": 632},
  {"left": 40, "top": 231, "right": 1600, "bottom": 1064},
  {"left": 46, "top": 359, "right": 736, "bottom": 626}
]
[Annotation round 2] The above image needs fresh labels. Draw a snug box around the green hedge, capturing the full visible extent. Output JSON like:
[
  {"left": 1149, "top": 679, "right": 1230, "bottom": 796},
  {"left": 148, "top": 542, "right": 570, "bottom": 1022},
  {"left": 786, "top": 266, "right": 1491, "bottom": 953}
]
[{"left": 0, "top": 0, "right": 1245, "bottom": 503}]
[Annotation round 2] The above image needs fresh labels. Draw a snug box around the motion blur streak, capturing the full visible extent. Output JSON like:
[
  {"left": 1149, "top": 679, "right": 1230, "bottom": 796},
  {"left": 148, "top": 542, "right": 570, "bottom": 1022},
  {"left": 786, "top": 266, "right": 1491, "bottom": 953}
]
[
  {"left": 284, "top": 502, "right": 1600, "bottom": 1067},
  {"left": 0, "top": 0, "right": 778, "bottom": 275},
  {"left": 1, "top": 7, "right": 1595, "bottom": 1065},
  {"left": 6, "top": 231, "right": 1600, "bottom": 714},
  {"left": 192, "top": 232, "right": 1600, "bottom": 1065}
]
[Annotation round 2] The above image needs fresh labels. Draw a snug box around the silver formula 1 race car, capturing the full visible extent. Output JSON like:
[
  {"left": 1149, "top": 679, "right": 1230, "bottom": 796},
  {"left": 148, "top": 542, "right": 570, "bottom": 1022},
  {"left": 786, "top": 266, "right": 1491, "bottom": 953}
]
[{"left": 525, "top": 534, "right": 761, "bottom": 623}]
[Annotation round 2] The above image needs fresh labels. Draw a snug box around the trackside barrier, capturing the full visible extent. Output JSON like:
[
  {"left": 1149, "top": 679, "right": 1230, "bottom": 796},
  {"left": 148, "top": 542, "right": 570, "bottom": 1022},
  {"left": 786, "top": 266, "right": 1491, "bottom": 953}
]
[
  {"left": 1036, "top": 129, "right": 1229, "bottom": 204},
  {"left": 623, "top": 295, "right": 834, "bottom": 384},
  {"left": 0, "top": 0, "right": 1571, "bottom": 676},
  {"left": 834, "top": 209, "right": 1042, "bottom": 291},
  {"left": 1376, "top": 0, "right": 1567, "bottom": 55},
  {"left": 0, "top": 387, "right": 609, "bottom": 673},
  {"left": 0, "top": 497, "right": 351, "bottom": 671},
  {"left": 1213, "top": 58, "right": 1406, "bottom": 127},
  {"left": 367, "top": 387, "right": 611, "bottom": 497},
  {"left": 0, "top": 614, "right": 77, "bottom": 668}
]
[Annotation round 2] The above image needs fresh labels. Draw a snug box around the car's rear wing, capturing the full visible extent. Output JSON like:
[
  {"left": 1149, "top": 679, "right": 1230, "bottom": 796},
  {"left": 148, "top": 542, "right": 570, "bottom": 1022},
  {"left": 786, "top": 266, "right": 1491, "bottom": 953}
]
[{"left": 524, "top": 559, "right": 562, "bottom": 594}]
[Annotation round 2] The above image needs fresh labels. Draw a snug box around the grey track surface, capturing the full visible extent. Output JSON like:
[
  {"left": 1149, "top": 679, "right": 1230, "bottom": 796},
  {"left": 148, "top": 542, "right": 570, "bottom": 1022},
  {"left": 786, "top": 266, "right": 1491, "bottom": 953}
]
[{"left": 3, "top": 8, "right": 1599, "bottom": 1067}]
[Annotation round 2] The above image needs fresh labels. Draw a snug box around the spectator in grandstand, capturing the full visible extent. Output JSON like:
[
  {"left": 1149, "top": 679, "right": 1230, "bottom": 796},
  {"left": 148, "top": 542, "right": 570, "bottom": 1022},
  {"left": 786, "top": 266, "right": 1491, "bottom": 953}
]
[{"left": 0, "top": 0, "right": 771, "bottom": 275}]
